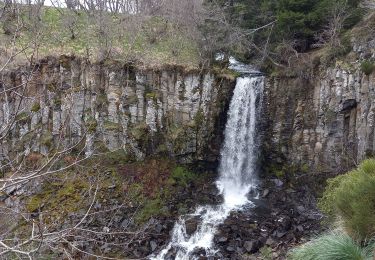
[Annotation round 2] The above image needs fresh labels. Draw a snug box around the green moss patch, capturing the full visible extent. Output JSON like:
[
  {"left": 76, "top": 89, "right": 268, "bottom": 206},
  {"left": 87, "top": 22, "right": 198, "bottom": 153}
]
[
  {"left": 103, "top": 120, "right": 122, "bottom": 131},
  {"left": 31, "top": 102, "right": 41, "bottom": 112},
  {"left": 40, "top": 132, "right": 53, "bottom": 148},
  {"left": 85, "top": 116, "right": 98, "bottom": 133},
  {"left": 26, "top": 178, "right": 88, "bottom": 218},
  {"left": 15, "top": 112, "right": 30, "bottom": 123}
]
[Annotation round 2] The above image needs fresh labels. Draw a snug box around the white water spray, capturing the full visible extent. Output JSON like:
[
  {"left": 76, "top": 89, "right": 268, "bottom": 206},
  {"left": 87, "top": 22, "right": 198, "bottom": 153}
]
[{"left": 152, "top": 68, "right": 264, "bottom": 260}]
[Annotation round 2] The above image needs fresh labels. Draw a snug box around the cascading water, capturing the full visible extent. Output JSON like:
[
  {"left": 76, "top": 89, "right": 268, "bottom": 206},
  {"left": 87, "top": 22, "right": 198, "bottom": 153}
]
[{"left": 152, "top": 64, "right": 264, "bottom": 260}]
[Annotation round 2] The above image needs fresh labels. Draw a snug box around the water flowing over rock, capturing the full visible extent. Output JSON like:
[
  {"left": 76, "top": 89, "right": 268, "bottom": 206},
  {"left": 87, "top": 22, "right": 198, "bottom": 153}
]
[{"left": 152, "top": 73, "right": 264, "bottom": 260}]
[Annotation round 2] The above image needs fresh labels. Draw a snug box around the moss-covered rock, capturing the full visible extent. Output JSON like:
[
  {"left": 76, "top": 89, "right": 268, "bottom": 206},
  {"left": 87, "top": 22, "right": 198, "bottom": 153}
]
[
  {"left": 103, "top": 121, "right": 122, "bottom": 131},
  {"left": 85, "top": 116, "right": 98, "bottom": 133},
  {"left": 15, "top": 112, "right": 30, "bottom": 123},
  {"left": 31, "top": 102, "right": 41, "bottom": 112},
  {"left": 40, "top": 132, "right": 53, "bottom": 148}
]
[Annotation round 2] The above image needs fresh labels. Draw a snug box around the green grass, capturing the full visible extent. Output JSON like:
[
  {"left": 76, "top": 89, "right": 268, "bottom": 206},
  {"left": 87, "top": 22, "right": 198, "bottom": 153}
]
[
  {"left": 15, "top": 112, "right": 30, "bottom": 122},
  {"left": 31, "top": 102, "right": 41, "bottom": 112},
  {"left": 85, "top": 116, "right": 98, "bottom": 133},
  {"left": 103, "top": 120, "right": 122, "bottom": 131},
  {"left": 289, "top": 231, "right": 374, "bottom": 260},
  {"left": 133, "top": 164, "right": 200, "bottom": 223},
  {"left": 318, "top": 159, "right": 375, "bottom": 240},
  {"left": 134, "top": 196, "right": 169, "bottom": 223},
  {"left": 26, "top": 178, "right": 88, "bottom": 218},
  {"left": 169, "top": 166, "right": 198, "bottom": 187},
  {"left": 361, "top": 60, "right": 375, "bottom": 75},
  {"left": 0, "top": 6, "right": 200, "bottom": 67}
]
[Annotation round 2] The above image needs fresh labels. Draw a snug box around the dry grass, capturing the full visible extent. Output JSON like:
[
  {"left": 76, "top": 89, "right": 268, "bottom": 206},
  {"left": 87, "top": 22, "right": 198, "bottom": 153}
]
[{"left": 0, "top": 6, "right": 201, "bottom": 69}]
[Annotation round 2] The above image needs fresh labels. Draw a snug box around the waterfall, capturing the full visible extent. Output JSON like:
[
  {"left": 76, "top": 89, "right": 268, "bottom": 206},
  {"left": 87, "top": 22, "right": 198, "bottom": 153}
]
[{"left": 152, "top": 71, "right": 264, "bottom": 260}]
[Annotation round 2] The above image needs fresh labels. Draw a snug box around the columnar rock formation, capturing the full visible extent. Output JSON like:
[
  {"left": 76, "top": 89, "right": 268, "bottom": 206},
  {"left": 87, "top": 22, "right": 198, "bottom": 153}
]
[
  {"left": 264, "top": 38, "right": 375, "bottom": 173},
  {"left": 1, "top": 33, "right": 374, "bottom": 176},
  {"left": 0, "top": 56, "right": 235, "bottom": 164}
]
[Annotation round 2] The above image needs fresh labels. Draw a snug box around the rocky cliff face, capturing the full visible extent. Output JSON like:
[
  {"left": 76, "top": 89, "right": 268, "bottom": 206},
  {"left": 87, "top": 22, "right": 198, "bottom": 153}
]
[
  {"left": 0, "top": 56, "right": 234, "bottom": 165},
  {"left": 263, "top": 33, "right": 375, "bottom": 174},
  {"left": 1, "top": 34, "right": 374, "bottom": 178}
]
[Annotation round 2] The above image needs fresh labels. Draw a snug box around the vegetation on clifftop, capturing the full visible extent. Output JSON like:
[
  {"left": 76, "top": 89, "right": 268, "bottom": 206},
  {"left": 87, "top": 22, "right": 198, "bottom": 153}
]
[
  {"left": 0, "top": 6, "right": 200, "bottom": 68},
  {"left": 1, "top": 0, "right": 366, "bottom": 70}
]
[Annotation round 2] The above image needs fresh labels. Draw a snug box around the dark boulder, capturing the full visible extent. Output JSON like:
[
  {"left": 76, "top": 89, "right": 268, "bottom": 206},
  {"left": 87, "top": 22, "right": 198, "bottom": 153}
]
[{"left": 243, "top": 240, "right": 260, "bottom": 253}]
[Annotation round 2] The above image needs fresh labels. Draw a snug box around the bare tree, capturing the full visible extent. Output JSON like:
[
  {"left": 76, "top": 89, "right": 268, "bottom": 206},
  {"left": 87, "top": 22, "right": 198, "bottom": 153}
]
[
  {"left": 314, "top": 0, "right": 352, "bottom": 49},
  {"left": 0, "top": 1, "right": 281, "bottom": 258}
]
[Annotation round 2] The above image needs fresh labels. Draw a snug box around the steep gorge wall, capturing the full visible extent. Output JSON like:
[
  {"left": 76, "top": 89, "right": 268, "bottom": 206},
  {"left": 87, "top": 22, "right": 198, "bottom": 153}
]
[
  {"left": 263, "top": 36, "right": 375, "bottom": 174},
  {"left": 0, "top": 56, "right": 235, "bottom": 165},
  {"left": 2, "top": 39, "right": 375, "bottom": 178}
]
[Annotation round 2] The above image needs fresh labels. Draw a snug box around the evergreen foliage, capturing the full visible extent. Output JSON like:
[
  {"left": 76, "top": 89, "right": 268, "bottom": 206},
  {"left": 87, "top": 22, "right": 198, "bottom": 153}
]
[{"left": 211, "top": 0, "right": 363, "bottom": 61}]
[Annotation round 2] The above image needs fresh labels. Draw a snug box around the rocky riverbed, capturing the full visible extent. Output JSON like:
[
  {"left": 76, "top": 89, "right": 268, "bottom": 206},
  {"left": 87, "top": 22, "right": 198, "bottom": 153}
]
[{"left": 139, "top": 174, "right": 323, "bottom": 260}]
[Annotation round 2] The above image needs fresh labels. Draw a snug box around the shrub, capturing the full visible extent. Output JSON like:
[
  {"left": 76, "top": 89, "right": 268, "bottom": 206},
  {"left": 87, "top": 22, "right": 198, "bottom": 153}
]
[
  {"left": 135, "top": 197, "right": 169, "bottom": 223},
  {"left": 289, "top": 231, "right": 374, "bottom": 260},
  {"left": 260, "top": 246, "right": 273, "bottom": 260},
  {"left": 31, "top": 102, "right": 41, "bottom": 112},
  {"left": 15, "top": 112, "right": 30, "bottom": 123},
  {"left": 361, "top": 60, "right": 375, "bottom": 76},
  {"left": 40, "top": 132, "right": 53, "bottom": 148},
  {"left": 85, "top": 117, "right": 97, "bottom": 133},
  {"left": 318, "top": 159, "right": 375, "bottom": 240},
  {"left": 169, "top": 166, "right": 197, "bottom": 187}
]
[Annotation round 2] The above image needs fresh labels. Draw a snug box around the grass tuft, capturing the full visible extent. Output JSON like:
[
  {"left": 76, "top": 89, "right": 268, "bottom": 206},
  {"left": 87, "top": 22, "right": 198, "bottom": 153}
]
[
  {"left": 318, "top": 159, "right": 375, "bottom": 240},
  {"left": 361, "top": 60, "right": 375, "bottom": 76},
  {"left": 289, "top": 231, "right": 375, "bottom": 260}
]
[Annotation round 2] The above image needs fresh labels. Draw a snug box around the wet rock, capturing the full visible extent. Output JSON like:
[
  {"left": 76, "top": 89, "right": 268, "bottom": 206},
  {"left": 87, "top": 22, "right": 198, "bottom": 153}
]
[
  {"left": 262, "top": 189, "right": 270, "bottom": 197},
  {"left": 155, "top": 224, "right": 164, "bottom": 233},
  {"left": 307, "top": 213, "right": 321, "bottom": 220},
  {"left": 296, "top": 225, "right": 304, "bottom": 232},
  {"left": 272, "top": 179, "right": 284, "bottom": 187},
  {"left": 165, "top": 248, "right": 177, "bottom": 260},
  {"left": 275, "top": 231, "right": 287, "bottom": 238},
  {"left": 296, "top": 205, "right": 305, "bottom": 214},
  {"left": 244, "top": 240, "right": 260, "bottom": 253},
  {"left": 218, "top": 236, "right": 228, "bottom": 243},
  {"left": 150, "top": 240, "right": 158, "bottom": 252},
  {"left": 279, "top": 216, "right": 292, "bottom": 231},
  {"left": 230, "top": 225, "right": 238, "bottom": 231},
  {"left": 121, "top": 219, "right": 129, "bottom": 228},
  {"left": 236, "top": 246, "right": 243, "bottom": 254},
  {"left": 266, "top": 237, "right": 275, "bottom": 246},
  {"left": 185, "top": 217, "right": 199, "bottom": 236},
  {"left": 192, "top": 247, "right": 206, "bottom": 256},
  {"left": 226, "top": 246, "right": 235, "bottom": 252}
]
